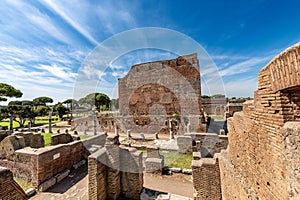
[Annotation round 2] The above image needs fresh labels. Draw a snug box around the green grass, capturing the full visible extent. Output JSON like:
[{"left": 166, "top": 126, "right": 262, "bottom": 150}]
[
  {"left": 14, "top": 176, "right": 33, "bottom": 191},
  {"left": 160, "top": 151, "right": 193, "bottom": 169},
  {"left": 0, "top": 117, "right": 60, "bottom": 129},
  {"left": 41, "top": 133, "right": 52, "bottom": 146},
  {"left": 142, "top": 150, "right": 193, "bottom": 169},
  {"left": 211, "top": 115, "right": 225, "bottom": 120},
  {"left": 79, "top": 134, "right": 92, "bottom": 140}
]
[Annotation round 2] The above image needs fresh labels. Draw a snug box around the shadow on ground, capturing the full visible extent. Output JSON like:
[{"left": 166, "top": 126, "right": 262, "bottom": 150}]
[{"left": 46, "top": 164, "right": 88, "bottom": 194}]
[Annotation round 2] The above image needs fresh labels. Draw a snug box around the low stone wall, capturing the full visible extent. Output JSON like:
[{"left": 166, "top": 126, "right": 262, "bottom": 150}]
[
  {"left": 50, "top": 133, "right": 73, "bottom": 145},
  {"left": 178, "top": 133, "right": 228, "bottom": 157},
  {"left": 14, "top": 133, "right": 44, "bottom": 148},
  {"left": 88, "top": 145, "right": 143, "bottom": 200},
  {"left": 15, "top": 140, "right": 84, "bottom": 187},
  {"left": 0, "top": 132, "right": 107, "bottom": 189},
  {"left": 0, "top": 135, "right": 26, "bottom": 159},
  {"left": 0, "top": 167, "right": 28, "bottom": 200},
  {"left": 192, "top": 157, "right": 221, "bottom": 200}
]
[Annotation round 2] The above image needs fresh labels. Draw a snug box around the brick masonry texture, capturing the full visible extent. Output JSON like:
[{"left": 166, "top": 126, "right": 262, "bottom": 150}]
[
  {"left": 88, "top": 145, "right": 143, "bottom": 200},
  {"left": 118, "top": 53, "right": 205, "bottom": 134},
  {"left": 192, "top": 158, "right": 221, "bottom": 200},
  {"left": 218, "top": 42, "right": 300, "bottom": 200},
  {"left": 0, "top": 133, "right": 107, "bottom": 189},
  {"left": 0, "top": 167, "right": 28, "bottom": 200}
]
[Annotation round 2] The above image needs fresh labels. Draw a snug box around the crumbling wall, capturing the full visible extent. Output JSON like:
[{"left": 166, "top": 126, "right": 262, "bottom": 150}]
[
  {"left": 0, "top": 133, "right": 44, "bottom": 159},
  {"left": 72, "top": 113, "right": 116, "bottom": 134},
  {"left": 0, "top": 167, "right": 28, "bottom": 200},
  {"left": 88, "top": 145, "right": 143, "bottom": 200},
  {"left": 218, "top": 42, "right": 300, "bottom": 200},
  {"left": 14, "top": 133, "right": 44, "bottom": 148},
  {"left": 15, "top": 140, "right": 84, "bottom": 187},
  {"left": 118, "top": 53, "right": 204, "bottom": 134},
  {"left": 0, "top": 135, "right": 25, "bottom": 159},
  {"left": 50, "top": 133, "right": 73, "bottom": 145}
]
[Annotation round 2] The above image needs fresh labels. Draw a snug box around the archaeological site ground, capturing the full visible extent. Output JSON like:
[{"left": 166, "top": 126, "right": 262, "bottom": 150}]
[{"left": 1, "top": 42, "right": 300, "bottom": 200}]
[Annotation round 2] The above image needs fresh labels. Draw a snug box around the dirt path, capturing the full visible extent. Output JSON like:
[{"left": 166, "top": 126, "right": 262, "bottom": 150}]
[
  {"left": 143, "top": 173, "right": 193, "bottom": 198},
  {"left": 31, "top": 166, "right": 193, "bottom": 200}
]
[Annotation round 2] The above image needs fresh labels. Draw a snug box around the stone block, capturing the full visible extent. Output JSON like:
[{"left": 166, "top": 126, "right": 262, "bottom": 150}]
[
  {"left": 55, "top": 169, "right": 70, "bottom": 183},
  {"left": 73, "top": 160, "right": 86, "bottom": 169},
  {"left": 38, "top": 177, "right": 56, "bottom": 192},
  {"left": 145, "top": 157, "right": 163, "bottom": 173},
  {"left": 169, "top": 167, "right": 182, "bottom": 173},
  {"left": 177, "top": 135, "right": 193, "bottom": 154}
]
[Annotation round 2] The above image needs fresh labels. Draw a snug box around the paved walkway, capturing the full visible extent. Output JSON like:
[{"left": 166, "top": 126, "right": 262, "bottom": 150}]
[{"left": 30, "top": 165, "right": 193, "bottom": 200}]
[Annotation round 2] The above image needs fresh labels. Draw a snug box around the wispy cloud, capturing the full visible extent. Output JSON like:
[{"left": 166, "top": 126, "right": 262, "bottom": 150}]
[
  {"left": 39, "top": 0, "right": 99, "bottom": 45},
  {"left": 217, "top": 54, "right": 275, "bottom": 77}
]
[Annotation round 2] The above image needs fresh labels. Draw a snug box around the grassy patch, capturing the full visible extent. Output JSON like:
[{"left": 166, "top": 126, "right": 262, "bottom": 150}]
[
  {"left": 160, "top": 151, "right": 193, "bottom": 169},
  {"left": 41, "top": 133, "right": 52, "bottom": 146},
  {"left": 0, "top": 117, "right": 60, "bottom": 129},
  {"left": 14, "top": 177, "right": 33, "bottom": 191},
  {"left": 142, "top": 150, "right": 193, "bottom": 169},
  {"left": 79, "top": 134, "right": 92, "bottom": 140},
  {"left": 211, "top": 115, "right": 224, "bottom": 120}
]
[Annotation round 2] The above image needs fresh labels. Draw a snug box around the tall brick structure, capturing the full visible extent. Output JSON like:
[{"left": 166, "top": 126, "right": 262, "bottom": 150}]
[
  {"left": 217, "top": 42, "right": 300, "bottom": 199},
  {"left": 118, "top": 53, "right": 205, "bottom": 134}
]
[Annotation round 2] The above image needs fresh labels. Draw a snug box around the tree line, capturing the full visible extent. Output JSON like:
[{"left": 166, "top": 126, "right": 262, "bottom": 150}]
[{"left": 0, "top": 83, "right": 119, "bottom": 128}]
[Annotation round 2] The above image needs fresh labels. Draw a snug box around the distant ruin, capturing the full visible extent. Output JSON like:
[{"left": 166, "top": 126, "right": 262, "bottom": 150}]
[
  {"left": 72, "top": 54, "right": 206, "bottom": 136},
  {"left": 118, "top": 53, "right": 204, "bottom": 134}
]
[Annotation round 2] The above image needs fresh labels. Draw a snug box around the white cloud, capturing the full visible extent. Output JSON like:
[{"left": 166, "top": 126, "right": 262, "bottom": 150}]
[
  {"left": 218, "top": 54, "right": 275, "bottom": 77},
  {"left": 39, "top": 0, "right": 99, "bottom": 45},
  {"left": 223, "top": 77, "right": 258, "bottom": 97},
  {"left": 37, "top": 64, "right": 77, "bottom": 82}
]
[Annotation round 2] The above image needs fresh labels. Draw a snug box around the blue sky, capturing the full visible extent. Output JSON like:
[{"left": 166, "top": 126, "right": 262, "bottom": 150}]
[{"left": 0, "top": 0, "right": 300, "bottom": 104}]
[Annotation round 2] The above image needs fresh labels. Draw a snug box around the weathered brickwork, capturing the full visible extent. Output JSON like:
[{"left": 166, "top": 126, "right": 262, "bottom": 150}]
[
  {"left": 0, "top": 167, "right": 28, "bottom": 200},
  {"left": 118, "top": 53, "right": 205, "bottom": 134},
  {"left": 0, "top": 133, "right": 107, "bottom": 190},
  {"left": 219, "top": 42, "right": 300, "bottom": 200},
  {"left": 50, "top": 133, "right": 73, "bottom": 145},
  {"left": 192, "top": 158, "right": 221, "bottom": 200},
  {"left": 72, "top": 112, "right": 117, "bottom": 133},
  {"left": 88, "top": 146, "right": 143, "bottom": 200},
  {"left": 15, "top": 140, "right": 84, "bottom": 187}
]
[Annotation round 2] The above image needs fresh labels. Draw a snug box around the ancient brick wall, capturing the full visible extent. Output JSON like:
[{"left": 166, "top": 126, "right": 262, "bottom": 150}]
[
  {"left": 0, "top": 167, "right": 28, "bottom": 200},
  {"left": 219, "top": 42, "right": 300, "bottom": 200},
  {"left": 0, "top": 135, "right": 25, "bottom": 159},
  {"left": 88, "top": 146, "right": 143, "bottom": 200},
  {"left": 72, "top": 112, "right": 117, "bottom": 134},
  {"left": 50, "top": 133, "right": 73, "bottom": 145},
  {"left": 118, "top": 53, "right": 204, "bottom": 135},
  {"left": 192, "top": 158, "right": 221, "bottom": 200},
  {"left": 14, "top": 140, "right": 84, "bottom": 187}
]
